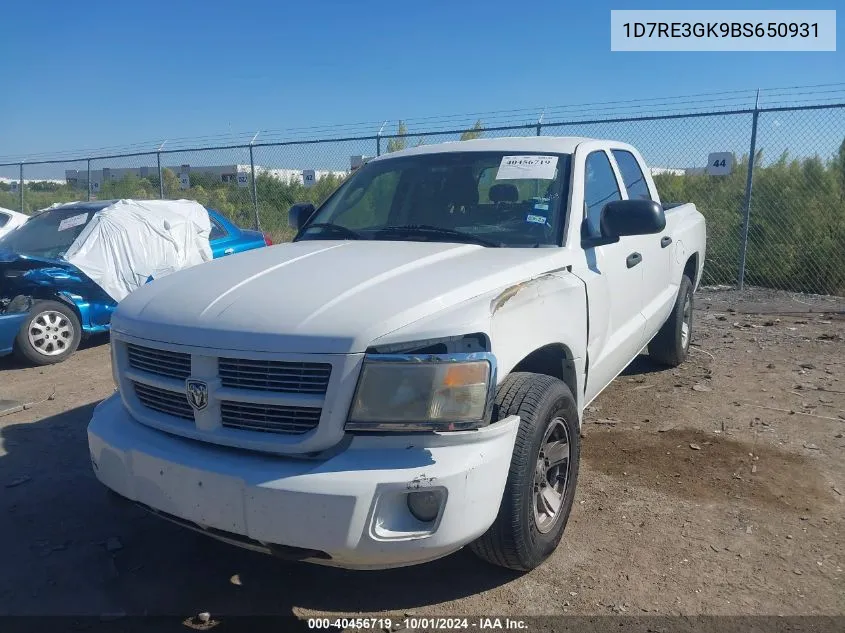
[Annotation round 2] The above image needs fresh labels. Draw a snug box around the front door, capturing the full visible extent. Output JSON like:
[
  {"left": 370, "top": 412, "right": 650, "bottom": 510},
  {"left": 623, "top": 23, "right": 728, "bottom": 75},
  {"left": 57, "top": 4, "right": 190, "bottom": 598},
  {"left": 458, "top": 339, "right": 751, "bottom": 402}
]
[{"left": 574, "top": 149, "right": 647, "bottom": 404}]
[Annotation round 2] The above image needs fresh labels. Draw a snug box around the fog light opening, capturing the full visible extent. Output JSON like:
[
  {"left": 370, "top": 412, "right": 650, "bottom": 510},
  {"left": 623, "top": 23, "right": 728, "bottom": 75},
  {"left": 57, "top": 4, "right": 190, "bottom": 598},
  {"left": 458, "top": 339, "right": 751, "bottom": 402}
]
[{"left": 407, "top": 489, "right": 444, "bottom": 523}]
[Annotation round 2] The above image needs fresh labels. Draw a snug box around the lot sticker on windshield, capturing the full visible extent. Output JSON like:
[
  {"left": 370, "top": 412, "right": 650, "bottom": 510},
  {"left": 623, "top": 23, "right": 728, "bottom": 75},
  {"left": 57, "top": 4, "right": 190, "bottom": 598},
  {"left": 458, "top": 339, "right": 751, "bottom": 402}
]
[
  {"left": 534, "top": 202, "right": 549, "bottom": 212},
  {"left": 58, "top": 213, "right": 88, "bottom": 231},
  {"left": 496, "top": 155, "right": 558, "bottom": 181},
  {"left": 526, "top": 214, "right": 547, "bottom": 225}
]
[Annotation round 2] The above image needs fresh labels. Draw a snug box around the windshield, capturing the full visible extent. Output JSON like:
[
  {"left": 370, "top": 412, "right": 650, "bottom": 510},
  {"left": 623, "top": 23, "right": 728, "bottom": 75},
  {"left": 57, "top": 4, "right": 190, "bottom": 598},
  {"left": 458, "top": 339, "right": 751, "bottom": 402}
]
[
  {"left": 297, "top": 151, "right": 571, "bottom": 247},
  {"left": 0, "top": 207, "right": 94, "bottom": 259}
]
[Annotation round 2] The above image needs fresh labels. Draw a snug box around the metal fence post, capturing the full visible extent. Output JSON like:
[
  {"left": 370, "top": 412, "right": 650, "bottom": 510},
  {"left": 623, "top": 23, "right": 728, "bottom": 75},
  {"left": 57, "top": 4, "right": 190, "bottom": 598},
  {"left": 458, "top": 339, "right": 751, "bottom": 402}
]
[
  {"left": 249, "top": 144, "right": 260, "bottom": 231},
  {"left": 737, "top": 91, "right": 761, "bottom": 290},
  {"left": 157, "top": 152, "right": 163, "bottom": 199},
  {"left": 536, "top": 108, "right": 545, "bottom": 136},
  {"left": 18, "top": 163, "right": 24, "bottom": 212},
  {"left": 376, "top": 121, "right": 387, "bottom": 157},
  {"left": 87, "top": 158, "right": 92, "bottom": 201}
]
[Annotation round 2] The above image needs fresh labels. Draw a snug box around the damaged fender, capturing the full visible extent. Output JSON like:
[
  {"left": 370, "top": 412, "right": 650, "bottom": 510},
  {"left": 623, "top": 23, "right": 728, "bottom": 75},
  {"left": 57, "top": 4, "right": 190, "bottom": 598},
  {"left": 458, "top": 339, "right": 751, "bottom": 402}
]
[
  {"left": 0, "top": 295, "right": 33, "bottom": 355},
  {"left": 368, "top": 268, "right": 589, "bottom": 416},
  {"left": 0, "top": 251, "right": 116, "bottom": 356}
]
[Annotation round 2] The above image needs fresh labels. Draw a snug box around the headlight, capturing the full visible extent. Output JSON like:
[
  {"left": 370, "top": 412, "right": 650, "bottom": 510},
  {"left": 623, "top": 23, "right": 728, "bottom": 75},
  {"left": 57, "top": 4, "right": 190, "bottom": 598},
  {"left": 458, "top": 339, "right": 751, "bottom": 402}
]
[{"left": 346, "top": 354, "right": 495, "bottom": 432}]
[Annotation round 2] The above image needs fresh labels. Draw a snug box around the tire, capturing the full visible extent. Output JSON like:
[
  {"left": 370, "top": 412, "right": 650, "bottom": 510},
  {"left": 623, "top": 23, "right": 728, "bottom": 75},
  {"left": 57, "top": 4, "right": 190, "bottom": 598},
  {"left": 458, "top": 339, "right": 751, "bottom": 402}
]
[
  {"left": 14, "top": 300, "right": 82, "bottom": 366},
  {"left": 648, "top": 274, "right": 694, "bottom": 367},
  {"left": 470, "top": 372, "right": 580, "bottom": 571}
]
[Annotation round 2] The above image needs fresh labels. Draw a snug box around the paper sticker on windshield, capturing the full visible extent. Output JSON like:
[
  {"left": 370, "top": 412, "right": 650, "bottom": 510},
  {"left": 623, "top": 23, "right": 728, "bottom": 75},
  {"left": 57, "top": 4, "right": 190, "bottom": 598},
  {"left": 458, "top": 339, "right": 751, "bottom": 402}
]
[
  {"left": 58, "top": 213, "right": 88, "bottom": 231},
  {"left": 526, "top": 214, "right": 547, "bottom": 225},
  {"left": 496, "top": 155, "right": 558, "bottom": 181}
]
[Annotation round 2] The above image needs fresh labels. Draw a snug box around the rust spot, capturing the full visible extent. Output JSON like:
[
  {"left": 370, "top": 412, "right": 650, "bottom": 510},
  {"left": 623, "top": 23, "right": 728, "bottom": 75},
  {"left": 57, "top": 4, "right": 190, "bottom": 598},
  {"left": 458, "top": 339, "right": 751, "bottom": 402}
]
[
  {"left": 490, "top": 270, "right": 566, "bottom": 314},
  {"left": 490, "top": 283, "right": 526, "bottom": 314}
]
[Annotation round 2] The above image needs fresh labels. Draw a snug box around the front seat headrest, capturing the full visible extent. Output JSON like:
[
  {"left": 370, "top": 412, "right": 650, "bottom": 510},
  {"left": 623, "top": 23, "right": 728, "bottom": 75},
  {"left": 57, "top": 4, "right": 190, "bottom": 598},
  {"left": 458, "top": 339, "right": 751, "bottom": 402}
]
[{"left": 489, "top": 183, "right": 519, "bottom": 203}]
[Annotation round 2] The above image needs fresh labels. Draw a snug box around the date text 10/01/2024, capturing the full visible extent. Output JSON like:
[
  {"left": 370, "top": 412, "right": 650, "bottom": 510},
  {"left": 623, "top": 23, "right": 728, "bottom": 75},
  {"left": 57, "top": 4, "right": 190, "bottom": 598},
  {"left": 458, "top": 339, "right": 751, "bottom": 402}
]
[{"left": 307, "top": 617, "right": 529, "bottom": 630}]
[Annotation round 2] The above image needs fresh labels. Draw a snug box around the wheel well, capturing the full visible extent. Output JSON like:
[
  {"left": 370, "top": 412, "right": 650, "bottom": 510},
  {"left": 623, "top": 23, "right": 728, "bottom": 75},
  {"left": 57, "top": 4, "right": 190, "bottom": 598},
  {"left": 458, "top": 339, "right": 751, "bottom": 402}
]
[
  {"left": 683, "top": 253, "right": 699, "bottom": 286},
  {"left": 511, "top": 344, "right": 578, "bottom": 399},
  {"left": 30, "top": 293, "right": 83, "bottom": 325}
]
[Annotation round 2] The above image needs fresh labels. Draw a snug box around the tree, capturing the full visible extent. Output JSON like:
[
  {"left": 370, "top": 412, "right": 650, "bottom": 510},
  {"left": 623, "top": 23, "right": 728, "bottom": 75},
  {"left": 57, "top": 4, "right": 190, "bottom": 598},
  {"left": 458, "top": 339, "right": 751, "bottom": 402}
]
[
  {"left": 162, "top": 168, "right": 180, "bottom": 195},
  {"left": 836, "top": 137, "right": 845, "bottom": 201},
  {"left": 386, "top": 121, "right": 408, "bottom": 153},
  {"left": 460, "top": 119, "right": 484, "bottom": 141}
]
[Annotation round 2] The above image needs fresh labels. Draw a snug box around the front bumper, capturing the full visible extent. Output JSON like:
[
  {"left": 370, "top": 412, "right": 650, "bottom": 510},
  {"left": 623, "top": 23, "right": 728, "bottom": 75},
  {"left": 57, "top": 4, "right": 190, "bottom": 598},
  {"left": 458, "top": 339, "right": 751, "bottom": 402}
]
[
  {"left": 0, "top": 312, "right": 27, "bottom": 356},
  {"left": 88, "top": 394, "right": 520, "bottom": 569}
]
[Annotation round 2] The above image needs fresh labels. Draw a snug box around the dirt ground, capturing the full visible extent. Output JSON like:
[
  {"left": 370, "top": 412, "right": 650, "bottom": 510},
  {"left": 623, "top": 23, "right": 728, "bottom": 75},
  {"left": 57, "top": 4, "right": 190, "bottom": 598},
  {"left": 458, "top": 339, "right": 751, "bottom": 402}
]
[{"left": 0, "top": 288, "right": 843, "bottom": 622}]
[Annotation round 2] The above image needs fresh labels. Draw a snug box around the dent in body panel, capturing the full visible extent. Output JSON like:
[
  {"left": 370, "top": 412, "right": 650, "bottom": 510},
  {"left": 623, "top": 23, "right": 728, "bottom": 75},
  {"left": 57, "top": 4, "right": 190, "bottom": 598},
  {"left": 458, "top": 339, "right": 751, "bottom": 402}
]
[
  {"left": 488, "top": 268, "right": 570, "bottom": 314},
  {"left": 0, "top": 255, "right": 117, "bottom": 335},
  {"left": 367, "top": 268, "right": 588, "bottom": 415},
  {"left": 488, "top": 271, "right": 588, "bottom": 415}
]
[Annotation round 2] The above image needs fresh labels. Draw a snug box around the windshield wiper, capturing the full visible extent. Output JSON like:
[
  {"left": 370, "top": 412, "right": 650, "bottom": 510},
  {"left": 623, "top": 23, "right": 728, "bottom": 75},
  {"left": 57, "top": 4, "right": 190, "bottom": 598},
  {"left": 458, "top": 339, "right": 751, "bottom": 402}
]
[
  {"left": 301, "top": 223, "right": 362, "bottom": 239},
  {"left": 375, "top": 225, "right": 500, "bottom": 247}
]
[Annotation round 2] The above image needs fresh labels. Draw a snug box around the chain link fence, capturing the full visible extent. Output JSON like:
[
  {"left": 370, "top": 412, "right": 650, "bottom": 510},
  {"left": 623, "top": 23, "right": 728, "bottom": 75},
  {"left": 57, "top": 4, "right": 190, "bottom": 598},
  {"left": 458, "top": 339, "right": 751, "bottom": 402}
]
[{"left": 2, "top": 104, "right": 843, "bottom": 296}]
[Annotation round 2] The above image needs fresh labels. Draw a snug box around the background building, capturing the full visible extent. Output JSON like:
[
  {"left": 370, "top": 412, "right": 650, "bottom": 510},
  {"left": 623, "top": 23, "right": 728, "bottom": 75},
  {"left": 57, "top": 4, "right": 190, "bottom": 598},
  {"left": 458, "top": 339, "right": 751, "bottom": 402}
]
[{"left": 64, "top": 165, "right": 348, "bottom": 189}]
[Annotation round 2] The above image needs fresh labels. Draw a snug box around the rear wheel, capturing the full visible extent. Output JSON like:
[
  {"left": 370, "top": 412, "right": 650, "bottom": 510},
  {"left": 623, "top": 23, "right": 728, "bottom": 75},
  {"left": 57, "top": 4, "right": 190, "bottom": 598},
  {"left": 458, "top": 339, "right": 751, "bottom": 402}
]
[
  {"left": 648, "top": 275, "right": 694, "bottom": 367},
  {"left": 14, "top": 300, "right": 81, "bottom": 365},
  {"left": 470, "top": 372, "right": 580, "bottom": 571}
]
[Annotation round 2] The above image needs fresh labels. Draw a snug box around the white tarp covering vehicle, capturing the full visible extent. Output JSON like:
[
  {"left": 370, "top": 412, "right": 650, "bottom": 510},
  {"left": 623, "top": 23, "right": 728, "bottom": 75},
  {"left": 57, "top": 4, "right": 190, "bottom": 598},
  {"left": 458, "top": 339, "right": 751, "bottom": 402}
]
[{"left": 64, "top": 199, "right": 212, "bottom": 301}]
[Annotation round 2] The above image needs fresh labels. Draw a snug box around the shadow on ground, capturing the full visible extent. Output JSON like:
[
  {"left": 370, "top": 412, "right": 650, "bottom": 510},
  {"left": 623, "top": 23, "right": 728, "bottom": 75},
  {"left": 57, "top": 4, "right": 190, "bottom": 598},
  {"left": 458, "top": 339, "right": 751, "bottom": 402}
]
[
  {"left": 0, "top": 403, "right": 520, "bottom": 617},
  {"left": 619, "top": 354, "right": 667, "bottom": 377},
  {"left": 0, "top": 332, "right": 110, "bottom": 371}
]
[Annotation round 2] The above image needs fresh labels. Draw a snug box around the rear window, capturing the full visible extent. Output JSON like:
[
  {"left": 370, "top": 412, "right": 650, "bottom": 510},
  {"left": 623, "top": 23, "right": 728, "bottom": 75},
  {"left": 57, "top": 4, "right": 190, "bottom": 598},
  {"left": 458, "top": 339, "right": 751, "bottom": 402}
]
[
  {"left": 210, "top": 217, "right": 228, "bottom": 240},
  {"left": 612, "top": 150, "right": 652, "bottom": 201}
]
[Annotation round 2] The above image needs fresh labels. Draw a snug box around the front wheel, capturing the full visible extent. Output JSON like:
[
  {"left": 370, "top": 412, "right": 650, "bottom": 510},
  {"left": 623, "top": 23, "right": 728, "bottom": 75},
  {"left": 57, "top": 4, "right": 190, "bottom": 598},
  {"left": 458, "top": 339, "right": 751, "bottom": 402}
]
[
  {"left": 470, "top": 372, "right": 580, "bottom": 571},
  {"left": 14, "top": 300, "right": 82, "bottom": 365}
]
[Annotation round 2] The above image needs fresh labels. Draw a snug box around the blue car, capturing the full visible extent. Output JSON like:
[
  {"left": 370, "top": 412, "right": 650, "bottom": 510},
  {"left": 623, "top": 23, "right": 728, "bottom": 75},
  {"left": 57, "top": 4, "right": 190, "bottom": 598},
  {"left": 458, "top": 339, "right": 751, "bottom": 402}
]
[{"left": 0, "top": 200, "right": 270, "bottom": 365}]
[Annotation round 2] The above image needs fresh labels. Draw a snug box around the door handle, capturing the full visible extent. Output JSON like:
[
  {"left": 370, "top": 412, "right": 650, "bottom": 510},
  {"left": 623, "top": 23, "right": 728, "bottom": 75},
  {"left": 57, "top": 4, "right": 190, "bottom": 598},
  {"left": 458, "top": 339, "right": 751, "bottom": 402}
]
[
  {"left": 660, "top": 236, "right": 673, "bottom": 248},
  {"left": 223, "top": 247, "right": 235, "bottom": 255},
  {"left": 626, "top": 252, "right": 642, "bottom": 269}
]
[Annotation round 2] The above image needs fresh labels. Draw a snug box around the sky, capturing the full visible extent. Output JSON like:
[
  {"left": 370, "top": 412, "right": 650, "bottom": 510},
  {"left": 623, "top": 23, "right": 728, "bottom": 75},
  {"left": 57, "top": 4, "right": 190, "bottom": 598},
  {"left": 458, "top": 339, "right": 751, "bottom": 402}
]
[{"left": 0, "top": 0, "right": 843, "bottom": 164}]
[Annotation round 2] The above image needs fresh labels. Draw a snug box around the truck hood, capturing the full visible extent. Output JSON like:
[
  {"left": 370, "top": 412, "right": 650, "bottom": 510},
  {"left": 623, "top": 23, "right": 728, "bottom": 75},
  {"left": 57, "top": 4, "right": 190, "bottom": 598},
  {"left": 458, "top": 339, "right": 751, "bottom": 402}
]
[{"left": 113, "top": 240, "right": 570, "bottom": 354}]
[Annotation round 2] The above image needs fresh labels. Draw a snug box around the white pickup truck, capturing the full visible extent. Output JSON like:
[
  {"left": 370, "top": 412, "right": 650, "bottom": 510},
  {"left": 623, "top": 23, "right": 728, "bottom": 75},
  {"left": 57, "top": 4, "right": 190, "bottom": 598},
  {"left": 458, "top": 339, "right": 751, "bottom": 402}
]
[{"left": 88, "top": 137, "right": 706, "bottom": 571}]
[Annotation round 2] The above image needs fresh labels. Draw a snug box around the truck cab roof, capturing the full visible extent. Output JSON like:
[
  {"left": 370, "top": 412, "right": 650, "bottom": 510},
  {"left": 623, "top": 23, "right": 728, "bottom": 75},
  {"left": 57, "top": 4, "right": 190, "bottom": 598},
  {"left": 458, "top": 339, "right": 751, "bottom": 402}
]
[{"left": 373, "top": 136, "right": 599, "bottom": 161}]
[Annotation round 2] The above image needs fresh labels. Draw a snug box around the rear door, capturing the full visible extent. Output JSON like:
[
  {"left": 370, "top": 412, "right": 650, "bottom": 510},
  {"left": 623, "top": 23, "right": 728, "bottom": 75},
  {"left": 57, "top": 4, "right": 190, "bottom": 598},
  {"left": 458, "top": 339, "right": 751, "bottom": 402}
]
[
  {"left": 571, "top": 146, "right": 647, "bottom": 403},
  {"left": 610, "top": 147, "right": 675, "bottom": 339}
]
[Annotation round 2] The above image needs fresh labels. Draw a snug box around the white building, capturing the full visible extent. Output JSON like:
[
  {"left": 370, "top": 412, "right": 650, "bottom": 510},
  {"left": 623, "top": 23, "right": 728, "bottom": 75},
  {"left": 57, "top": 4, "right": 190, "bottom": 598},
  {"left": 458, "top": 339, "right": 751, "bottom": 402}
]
[
  {"left": 649, "top": 167, "right": 707, "bottom": 177},
  {"left": 649, "top": 167, "right": 687, "bottom": 177},
  {"left": 0, "top": 177, "right": 66, "bottom": 185},
  {"left": 64, "top": 165, "right": 348, "bottom": 189}
]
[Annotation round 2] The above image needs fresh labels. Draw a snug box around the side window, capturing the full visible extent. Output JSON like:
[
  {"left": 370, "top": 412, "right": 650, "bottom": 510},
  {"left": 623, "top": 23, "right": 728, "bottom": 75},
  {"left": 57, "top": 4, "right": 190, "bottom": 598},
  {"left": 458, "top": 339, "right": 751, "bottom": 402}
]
[
  {"left": 0, "top": 213, "right": 9, "bottom": 228},
  {"left": 612, "top": 150, "right": 652, "bottom": 201},
  {"left": 583, "top": 151, "right": 622, "bottom": 237},
  {"left": 209, "top": 218, "right": 228, "bottom": 240}
]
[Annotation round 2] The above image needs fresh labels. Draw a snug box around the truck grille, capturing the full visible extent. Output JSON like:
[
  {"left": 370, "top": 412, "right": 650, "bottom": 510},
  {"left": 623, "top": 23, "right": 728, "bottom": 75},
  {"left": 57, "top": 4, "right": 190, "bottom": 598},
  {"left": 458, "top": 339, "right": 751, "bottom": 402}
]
[
  {"left": 219, "top": 358, "right": 331, "bottom": 394},
  {"left": 127, "top": 344, "right": 191, "bottom": 379},
  {"left": 123, "top": 342, "right": 335, "bottom": 444},
  {"left": 133, "top": 382, "right": 193, "bottom": 420},
  {"left": 220, "top": 401, "right": 321, "bottom": 435}
]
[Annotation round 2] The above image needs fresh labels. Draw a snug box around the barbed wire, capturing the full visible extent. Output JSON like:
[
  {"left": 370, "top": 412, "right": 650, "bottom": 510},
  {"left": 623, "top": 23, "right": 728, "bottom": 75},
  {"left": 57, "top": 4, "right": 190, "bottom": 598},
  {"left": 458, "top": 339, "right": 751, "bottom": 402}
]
[{"left": 2, "top": 82, "right": 845, "bottom": 164}]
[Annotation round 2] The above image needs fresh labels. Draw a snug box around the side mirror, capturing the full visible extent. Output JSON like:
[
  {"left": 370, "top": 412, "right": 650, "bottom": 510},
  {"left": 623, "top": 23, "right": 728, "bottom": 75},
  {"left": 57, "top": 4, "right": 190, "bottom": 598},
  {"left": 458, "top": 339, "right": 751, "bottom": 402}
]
[
  {"left": 600, "top": 199, "right": 665, "bottom": 238},
  {"left": 288, "top": 203, "right": 316, "bottom": 231}
]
